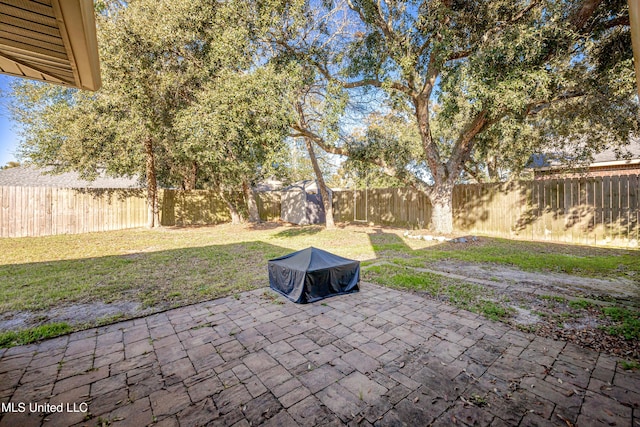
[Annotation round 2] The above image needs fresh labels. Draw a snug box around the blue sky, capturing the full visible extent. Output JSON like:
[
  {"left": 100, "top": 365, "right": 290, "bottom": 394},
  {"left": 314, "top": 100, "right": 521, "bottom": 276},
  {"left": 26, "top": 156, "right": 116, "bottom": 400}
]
[{"left": 0, "top": 75, "right": 20, "bottom": 166}]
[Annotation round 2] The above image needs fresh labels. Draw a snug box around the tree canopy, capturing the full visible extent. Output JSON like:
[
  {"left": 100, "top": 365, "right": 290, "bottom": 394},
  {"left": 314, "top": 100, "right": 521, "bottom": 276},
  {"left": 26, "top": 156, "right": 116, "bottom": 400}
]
[
  {"left": 174, "top": 64, "right": 296, "bottom": 221},
  {"left": 11, "top": 0, "right": 299, "bottom": 226},
  {"left": 272, "top": 0, "right": 637, "bottom": 232}
]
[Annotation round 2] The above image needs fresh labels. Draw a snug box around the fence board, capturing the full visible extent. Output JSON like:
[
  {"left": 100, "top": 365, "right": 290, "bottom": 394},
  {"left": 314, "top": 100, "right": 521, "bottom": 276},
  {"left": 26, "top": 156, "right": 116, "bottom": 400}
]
[
  {"left": 630, "top": 175, "right": 639, "bottom": 243},
  {"left": 12, "top": 187, "right": 19, "bottom": 236},
  {"left": 334, "top": 176, "right": 639, "bottom": 247},
  {"left": 256, "top": 192, "right": 281, "bottom": 221},
  {"left": 0, "top": 186, "right": 148, "bottom": 237}
]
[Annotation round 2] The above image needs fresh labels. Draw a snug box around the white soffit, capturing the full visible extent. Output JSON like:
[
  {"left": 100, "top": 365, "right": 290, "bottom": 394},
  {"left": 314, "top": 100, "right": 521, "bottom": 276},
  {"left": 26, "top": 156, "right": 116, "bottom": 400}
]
[{"left": 0, "top": 0, "right": 101, "bottom": 90}]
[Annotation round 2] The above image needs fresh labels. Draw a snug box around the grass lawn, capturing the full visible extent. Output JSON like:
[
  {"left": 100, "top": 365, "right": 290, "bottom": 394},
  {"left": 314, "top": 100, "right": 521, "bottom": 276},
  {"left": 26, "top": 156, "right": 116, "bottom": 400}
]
[
  {"left": 1, "top": 223, "right": 638, "bottom": 347},
  {"left": 1, "top": 224, "right": 375, "bottom": 313}
]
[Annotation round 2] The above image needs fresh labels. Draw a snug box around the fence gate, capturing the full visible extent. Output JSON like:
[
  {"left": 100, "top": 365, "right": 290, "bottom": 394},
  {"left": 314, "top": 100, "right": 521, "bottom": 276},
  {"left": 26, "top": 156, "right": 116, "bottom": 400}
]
[{"left": 353, "top": 189, "right": 368, "bottom": 222}]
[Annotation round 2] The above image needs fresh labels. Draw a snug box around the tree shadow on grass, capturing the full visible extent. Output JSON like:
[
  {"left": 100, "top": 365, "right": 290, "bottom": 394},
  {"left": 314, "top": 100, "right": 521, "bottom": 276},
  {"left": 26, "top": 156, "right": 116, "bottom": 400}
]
[
  {"left": 0, "top": 240, "right": 295, "bottom": 336},
  {"left": 367, "top": 227, "right": 415, "bottom": 259},
  {"left": 245, "top": 221, "right": 285, "bottom": 231},
  {"left": 272, "top": 225, "right": 324, "bottom": 238},
  {"left": 363, "top": 223, "right": 640, "bottom": 268}
]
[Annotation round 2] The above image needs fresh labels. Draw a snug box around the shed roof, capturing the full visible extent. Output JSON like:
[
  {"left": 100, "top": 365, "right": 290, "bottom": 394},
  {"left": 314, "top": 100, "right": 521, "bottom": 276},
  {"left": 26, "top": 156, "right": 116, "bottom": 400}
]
[
  {"left": 0, "top": 0, "right": 101, "bottom": 90},
  {"left": 282, "top": 180, "right": 333, "bottom": 194},
  {"left": 0, "top": 165, "right": 139, "bottom": 188}
]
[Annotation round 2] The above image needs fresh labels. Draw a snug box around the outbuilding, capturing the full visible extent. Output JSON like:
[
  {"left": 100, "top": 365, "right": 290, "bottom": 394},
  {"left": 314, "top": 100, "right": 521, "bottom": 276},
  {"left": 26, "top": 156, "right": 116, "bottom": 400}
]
[{"left": 280, "top": 180, "right": 332, "bottom": 225}]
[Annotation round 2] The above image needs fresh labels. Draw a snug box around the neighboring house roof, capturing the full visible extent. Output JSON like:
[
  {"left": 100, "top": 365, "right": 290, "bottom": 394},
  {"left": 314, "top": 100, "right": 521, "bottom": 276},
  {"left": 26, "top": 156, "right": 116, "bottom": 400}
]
[
  {"left": 0, "top": 166, "right": 140, "bottom": 188},
  {"left": 0, "top": 0, "right": 101, "bottom": 90},
  {"left": 591, "top": 142, "right": 640, "bottom": 165},
  {"left": 529, "top": 139, "right": 640, "bottom": 171}
]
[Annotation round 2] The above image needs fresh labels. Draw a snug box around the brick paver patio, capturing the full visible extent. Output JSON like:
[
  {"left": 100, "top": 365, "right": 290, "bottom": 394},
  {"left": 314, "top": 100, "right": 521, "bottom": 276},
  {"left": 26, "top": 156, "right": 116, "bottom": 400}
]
[{"left": 0, "top": 283, "right": 638, "bottom": 426}]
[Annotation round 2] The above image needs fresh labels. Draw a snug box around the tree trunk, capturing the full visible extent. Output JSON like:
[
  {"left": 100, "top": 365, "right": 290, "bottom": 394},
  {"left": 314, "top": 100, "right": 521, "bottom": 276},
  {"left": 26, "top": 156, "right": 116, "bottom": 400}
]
[
  {"left": 182, "top": 162, "right": 198, "bottom": 190},
  {"left": 413, "top": 96, "right": 455, "bottom": 234},
  {"left": 429, "top": 182, "right": 454, "bottom": 234},
  {"left": 219, "top": 191, "right": 243, "bottom": 225},
  {"left": 144, "top": 137, "right": 159, "bottom": 228},
  {"left": 243, "top": 180, "right": 261, "bottom": 223},
  {"left": 228, "top": 203, "right": 243, "bottom": 225},
  {"left": 304, "top": 137, "right": 335, "bottom": 229},
  {"left": 487, "top": 156, "right": 499, "bottom": 182}
]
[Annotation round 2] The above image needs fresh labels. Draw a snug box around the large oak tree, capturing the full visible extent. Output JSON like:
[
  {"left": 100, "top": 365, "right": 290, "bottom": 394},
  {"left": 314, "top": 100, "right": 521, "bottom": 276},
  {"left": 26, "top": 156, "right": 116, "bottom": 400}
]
[{"left": 275, "top": 0, "right": 637, "bottom": 233}]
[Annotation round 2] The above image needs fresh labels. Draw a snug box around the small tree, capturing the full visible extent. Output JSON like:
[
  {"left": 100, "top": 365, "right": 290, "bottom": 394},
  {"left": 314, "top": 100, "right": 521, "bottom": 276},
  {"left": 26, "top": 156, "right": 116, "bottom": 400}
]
[
  {"left": 175, "top": 66, "right": 295, "bottom": 223},
  {"left": 0, "top": 161, "right": 20, "bottom": 170}
]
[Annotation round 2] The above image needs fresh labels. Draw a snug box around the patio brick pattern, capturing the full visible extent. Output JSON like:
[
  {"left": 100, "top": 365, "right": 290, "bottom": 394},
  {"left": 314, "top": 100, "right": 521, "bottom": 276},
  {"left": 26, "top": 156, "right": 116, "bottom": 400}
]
[{"left": 0, "top": 283, "right": 638, "bottom": 426}]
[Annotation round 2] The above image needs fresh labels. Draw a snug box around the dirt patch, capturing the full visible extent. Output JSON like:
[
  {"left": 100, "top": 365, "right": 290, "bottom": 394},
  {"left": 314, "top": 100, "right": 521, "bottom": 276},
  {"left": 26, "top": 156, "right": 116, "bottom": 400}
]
[
  {"left": 432, "top": 259, "right": 639, "bottom": 301},
  {"left": 511, "top": 306, "right": 540, "bottom": 325},
  {"left": 417, "top": 259, "right": 640, "bottom": 359},
  {"left": 0, "top": 301, "right": 154, "bottom": 332}
]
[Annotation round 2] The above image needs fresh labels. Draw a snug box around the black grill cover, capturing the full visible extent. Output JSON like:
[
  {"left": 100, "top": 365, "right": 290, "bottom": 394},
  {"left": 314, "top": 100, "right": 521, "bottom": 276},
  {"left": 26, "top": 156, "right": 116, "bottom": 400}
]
[{"left": 268, "top": 247, "right": 360, "bottom": 304}]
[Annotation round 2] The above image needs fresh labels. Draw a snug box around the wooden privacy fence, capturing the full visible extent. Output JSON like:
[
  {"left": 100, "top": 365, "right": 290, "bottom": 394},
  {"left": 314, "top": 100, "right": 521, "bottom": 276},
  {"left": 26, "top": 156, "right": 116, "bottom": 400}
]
[
  {"left": 333, "top": 174, "right": 640, "bottom": 247},
  {"left": 333, "top": 187, "right": 432, "bottom": 228},
  {"left": 160, "top": 190, "right": 232, "bottom": 226},
  {"left": 2, "top": 177, "right": 639, "bottom": 246},
  {"left": 453, "top": 176, "right": 639, "bottom": 246},
  {"left": 160, "top": 190, "right": 281, "bottom": 226},
  {"left": 0, "top": 187, "right": 282, "bottom": 237},
  {"left": 0, "top": 186, "right": 147, "bottom": 238}
]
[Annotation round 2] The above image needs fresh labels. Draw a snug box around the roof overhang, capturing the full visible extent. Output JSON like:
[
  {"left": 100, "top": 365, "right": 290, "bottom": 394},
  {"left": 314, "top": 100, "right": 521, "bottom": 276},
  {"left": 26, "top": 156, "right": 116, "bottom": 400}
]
[
  {"left": 590, "top": 158, "right": 640, "bottom": 167},
  {"left": 0, "top": 0, "right": 101, "bottom": 91}
]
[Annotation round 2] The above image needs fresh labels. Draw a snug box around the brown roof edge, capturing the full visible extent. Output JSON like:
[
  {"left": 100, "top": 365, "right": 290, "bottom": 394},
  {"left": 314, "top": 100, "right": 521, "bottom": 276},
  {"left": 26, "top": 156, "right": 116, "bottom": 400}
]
[{"left": 52, "top": 0, "right": 101, "bottom": 91}]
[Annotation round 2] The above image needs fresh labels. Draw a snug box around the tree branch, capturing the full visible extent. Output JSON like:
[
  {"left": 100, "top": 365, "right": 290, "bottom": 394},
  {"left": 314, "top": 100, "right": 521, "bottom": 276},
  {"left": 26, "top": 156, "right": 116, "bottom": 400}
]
[
  {"left": 571, "top": 0, "right": 603, "bottom": 30},
  {"left": 525, "top": 91, "right": 586, "bottom": 115},
  {"left": 374, "top": 0, "right": 395, "bottom": 42},
  {"left": 273, "top": 37, "right": 412, "bottom": 94},
  {"left": 509, "top": 0, "right": 542, "bottom": 24},
  {"left": 446, "top": 110, "right": 488, "bottom": 178},
  {"left": 446, "top": 49, "right": 473, "bottom": 62},
  {"left": 290, "top": 122, "right": 403, "bottom": 181},
  {"left": 290, "top": 125, "right": 347, "bottom": 157},
  {"left": 602, "top": 16, "right": 630, "bottom": 29},
  {"left": 463, "top": 164, "right": 485, "bottom": 183}
]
